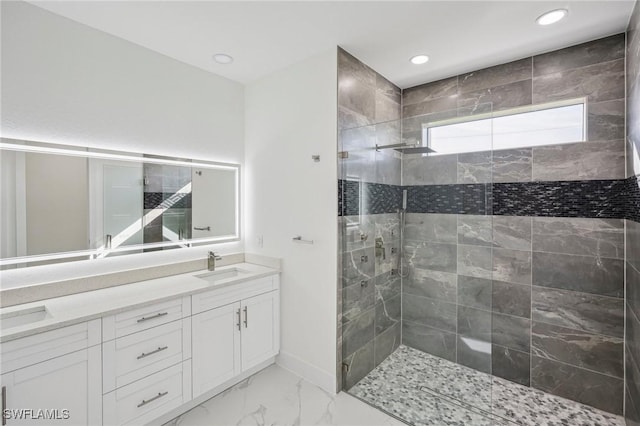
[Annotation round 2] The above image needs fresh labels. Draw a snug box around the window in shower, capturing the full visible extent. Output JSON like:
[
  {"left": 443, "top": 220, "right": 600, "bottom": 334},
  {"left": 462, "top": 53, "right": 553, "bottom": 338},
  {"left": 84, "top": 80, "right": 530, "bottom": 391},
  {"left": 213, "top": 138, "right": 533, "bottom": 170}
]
[{"left": 423, "top": 98, "right": 586, "bottom": 155}]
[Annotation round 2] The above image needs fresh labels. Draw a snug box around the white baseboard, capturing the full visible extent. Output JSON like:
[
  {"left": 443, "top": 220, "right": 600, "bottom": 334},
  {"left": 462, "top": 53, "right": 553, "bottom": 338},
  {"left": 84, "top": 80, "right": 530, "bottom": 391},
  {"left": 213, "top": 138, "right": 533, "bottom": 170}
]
[{"left": 276, "top": 351, "right": 336, "bottom": 394}]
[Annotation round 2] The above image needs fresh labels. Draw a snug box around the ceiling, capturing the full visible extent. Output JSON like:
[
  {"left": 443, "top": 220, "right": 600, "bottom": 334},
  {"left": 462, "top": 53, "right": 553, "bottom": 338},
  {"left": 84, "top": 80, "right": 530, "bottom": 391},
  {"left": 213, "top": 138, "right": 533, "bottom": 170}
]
[{"left": 29, "top": 1, "right": 635, "bottom": 89}]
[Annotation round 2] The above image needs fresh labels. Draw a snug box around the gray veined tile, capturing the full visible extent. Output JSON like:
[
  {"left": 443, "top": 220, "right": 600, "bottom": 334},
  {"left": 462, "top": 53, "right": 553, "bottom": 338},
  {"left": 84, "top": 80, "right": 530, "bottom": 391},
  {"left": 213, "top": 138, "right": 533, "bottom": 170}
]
[
  {"left": 402, "top": 153, "right": 457, "bottom": 185},
  {"left": 374, "top": 149, "right": 401, "bottom": 186},
  {"left": 402, "top": 76, "right": 458, "bottom": 106},
  {"left": 375, "top": 294, "right": 400, "bottom": 335},
  {"left": 628, "top": 220, "right": 640, "bottom": 272},
  {"left": 457, "top": 335, "right": 491, "bottom": 374},
  {"left": 457, "top": 245, "right": 492, "bottom": 279},
  {"left": 531, "top": 321, "right": 623, "bottom": 378},
  {"left": 343, "top": 339, "right": 375, "bottom": 390},
  {"left": 532, "top": 58, "right": 625, "bottom": 104},
  {"left": 532, "top": 140, "right": 625, "bottom": 181},
  {"left": 340, "top": 215, "right": 375, "bottom": 251},
  {"left": 532, "top": 251, "right": 624, "bottom": 297},
  {"left": 403, "top": 267, "right": 457, "bottom": 302},
  {"left": 457, "top": 150, "right": 492, "bottom": 183},
  {"left": 375, "top": 95, "right": 400, "bottom": 123},
  {"left": 628, "top": 264, "right": 640, "bottom": 323},
  {"left": 457, "top": 79, "right": 533, "bottom": 115},
  {"left": 338, "top": 77, "right": 376, "bottom": 125},
  {"left": 402, "top": 294, "right": 457, "bottom": 333},
  {"left": 338, "top": 48, "right": 376, "bottom": 86},
  {"left": 342, "top": 247, "right": 375, "bottom": 286},
  {"left": 342, "top": 308, "right": 375, "bottom": 358},
  {"left": 375, "top": 238, "right": 399, "bottom": 276},
  {"left": 492, "top": 148, "right": 532, "bottom": 182},
  {"left": 459, "top": 57, "right": 532, "bottom": 94},
  {"left": 532, "top": 216, "right": 624, "bottom": 259},
  {"left": 457, "top": 275, "right": 492, "bottom": 310},
  {"left": 404, "top": 213, "right": 457, "bottom": 244},
  {"left": 342, "top": 279, "right": 375, "bottom": 324},
  {"left": 338, "top": 105, "right": 373, "bottom": 130},
  {"left": 492, "top": 248, "right": 532, "bottom": 285},
  {"left": 405, "top": 241, "right": 457, "bottom": 274},
  {"left": 402, "top": 96, "right": 458, "bottom": 119},
  {"left": 376, "top": 73, "right": 401, "bottom": 104},
  {"left": 532, "top": 286, "right": 624, "bottom": 338},
  {"left": 531, "top": 356, "right": 623, "bottom": 415},
  {"left": 492, "top": 345, "right": 530, "bottom": 386},
  {"left": 627, "top": 303, "right": 640, "bottom": 372},
  {"left": 588, "top": 99, "right": 625, "bottom": 142},
  {"left": 401, "top": 321, "right": 456, "bottom": 362},
  {"left": 492, "top": 312, "right": 531, "bottom": 352},
  {"left": 533, "top": 34, "right": 625, "bottom": 76},
  {"left": 457, "top": 215, "right": 492, "bottom": 246},
  {"left": 492, "top": 280, "right": 531, "bottom": 318},
  {"left": 374, "top": 322, "right": 400, "bottom": 365},
  {"left": 374, "top": 213, "right": 400, "bottom": 243},
  {"left": 375, "top": 271, "right": 401, "bottom": 303},
  {"left": 458, "top": 305, "right": 491, "bottom": 341},
  {"left": 492, "top": 216, "right": 532, "bottom": 251}
]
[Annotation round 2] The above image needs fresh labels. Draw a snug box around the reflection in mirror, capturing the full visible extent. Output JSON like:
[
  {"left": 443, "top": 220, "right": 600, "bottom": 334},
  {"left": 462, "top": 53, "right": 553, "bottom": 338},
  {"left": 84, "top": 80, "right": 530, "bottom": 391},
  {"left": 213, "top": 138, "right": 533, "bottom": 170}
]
[{"left": 0, "top": 139, "right": 240, "bottom": 269}]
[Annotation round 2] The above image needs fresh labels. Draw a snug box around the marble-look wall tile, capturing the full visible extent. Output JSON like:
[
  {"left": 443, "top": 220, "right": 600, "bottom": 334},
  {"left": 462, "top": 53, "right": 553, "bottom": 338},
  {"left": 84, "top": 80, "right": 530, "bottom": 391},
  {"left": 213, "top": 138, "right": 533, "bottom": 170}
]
[
  {"left": 342, "top": 247, "right": 375, "bottom": 286},
  {"left": 492, "top": 313, "right": 531, "bottom": 352},
  {"left": 457, "top": 335, "right": 491, "bottom": 374},
  {"left": 492, "top": 345, "right": 531, "bottom": 386},
  {"left": 492, "top": 248, "right": 532, "bottom": 285},
  {"left": 374, "top": 322, "right": 401, "bottom": 365},
  {"left": 492, "top": 216, "right": 532, "bottom": 251},
  {"left": 531, "top": 356, "right": 623, "bottom": 415},
  {"left": 458, "top": 306, "right": 491, "bottom": 341},
  {"left": 403, "top": 96, "right": 458, "bottom": 119},
  {"left": 628, "top": 304, "right": 640, "bottom": 377},
  {"left": 532, "top": 252, "right": 624, "bottom": 297},
  {"left": 459, "top": 58, "right": 532, "bottom": 94},
  {"left": 402, "top": 321, "right": 457, "bottom": 362},
  {"left": 375, "top": 295, "right": 400, "bottom": 334},
  {"left": 531, "top": 217, "right": 624, "bottom": 259},
  {"left": 403, "top": 295, "right": 457, "bottom": 333},
  {"left": 532, "top": 140, "right": 625, "bottom": 181},
  {"left": 375, "top": 92, "right": 400, "bottom": 124},
  {"left": 533, "top": 34, "right": 625, "bottom": 76},
  {"left": 457, "top": 151, "right": 492, "bottom": 183},
  {"left": 402, "top": 76, "right": 458, "bottom": 106},
  {"left": 457, "top": 245, "right": 492, "bottom": 279},
  {"left": 405, "top": 241, "right": 457, "bottom": 273},
  {"left": 588, "top": 99, "right": 625, "bottom": 142},
  {"left": 627, "top": 341, "right": 640, "bottom": 425},
  {"left": 492, "top": 148, "right": 532, "bottom": 182},
  {"left": 403, "top": 153, "right": 457, "bottom": 185},
  {"left": 532, "top": 59, "right": 625, "bottom": 104},
  {"left": 343, "top": 339, "right": 375, "bottom": 389},
  {"left": 457, "top": 276, "right": 492, "bottom": 310},
  {"left": 457, "top": 215, "right": 492, "bottom": 246},
  {"left": 342, "top": 308, "right": 375, "bottom": 358},
  {"left": 375, "top": 238, "right": 399, "bottom": 276},
  {"left": 403, "top": 268, "right": 457, "bottom": 302},
  {"left": 531, "top": 321, "right": 623, "bottom": 378},
  {"left": 532, "top": 286, "right": 624, "bottom": 338},
  {"left": 374, "top": 213, "right": 400, "bottom": 242},
  {"left": 492, "top": 280, "right": 531, "bottom": 318},
  {"left": 457, "top": 79, "right": 532, "bottom": 114},
  {"left": 375, "top": 150, "right": 401, "bottom": 186},
  {"left": 342, "top": 280, "right": 375, "bottom": 324},
  {"left": 629, "top": 219, "right": 640, "bottom": 272},
  {"left": 340, "top": 215, "right": 375, "bottom": 251},
  {"left": 404, "top": 213, "right": 457, "bottom": 244},
  {"left": 628, "top": 263, "right": 640, "bottom": 322},
  {"left": 375, "top": 271, "right": 401, "bottom": 303}
]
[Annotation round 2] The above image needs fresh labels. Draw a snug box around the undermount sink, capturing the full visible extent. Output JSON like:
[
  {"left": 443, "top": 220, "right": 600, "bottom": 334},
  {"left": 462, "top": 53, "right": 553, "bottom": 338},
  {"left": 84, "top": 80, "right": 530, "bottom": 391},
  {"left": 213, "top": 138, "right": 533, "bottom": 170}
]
[
  {"left": 1, "top": 305, "right": 51, "bottom": 330},
  {"left": 195, "top": 268, "right": 250, "bottom": 284}
]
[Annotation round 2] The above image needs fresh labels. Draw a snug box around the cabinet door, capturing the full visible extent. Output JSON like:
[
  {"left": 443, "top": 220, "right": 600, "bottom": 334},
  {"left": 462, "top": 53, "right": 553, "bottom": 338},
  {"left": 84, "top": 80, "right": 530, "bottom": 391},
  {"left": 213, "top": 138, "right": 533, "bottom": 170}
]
[
  {"left": 240, "top": 291, "right": 279, "bottom": 372},
  {"left": 191, "top": 302, "right": 241, "bottom": 398},
  {"left": 1, "top": 346, "right": 101, "bottom": 425}
]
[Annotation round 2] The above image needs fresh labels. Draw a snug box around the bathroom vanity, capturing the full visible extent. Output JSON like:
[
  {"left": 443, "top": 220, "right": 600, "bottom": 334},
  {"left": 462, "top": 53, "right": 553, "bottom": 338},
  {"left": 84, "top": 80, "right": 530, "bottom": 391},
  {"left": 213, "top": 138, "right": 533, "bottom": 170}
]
[{"left": 0, "top": 260, "right": 280, "bottom": 425}]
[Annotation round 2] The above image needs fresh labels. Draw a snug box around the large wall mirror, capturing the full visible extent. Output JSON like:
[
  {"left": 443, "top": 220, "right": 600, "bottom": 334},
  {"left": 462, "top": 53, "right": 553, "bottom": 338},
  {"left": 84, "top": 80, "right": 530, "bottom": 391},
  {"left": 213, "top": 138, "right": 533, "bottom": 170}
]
[{"left": 0, "top": 138, "right": 240, "bottom": 269}]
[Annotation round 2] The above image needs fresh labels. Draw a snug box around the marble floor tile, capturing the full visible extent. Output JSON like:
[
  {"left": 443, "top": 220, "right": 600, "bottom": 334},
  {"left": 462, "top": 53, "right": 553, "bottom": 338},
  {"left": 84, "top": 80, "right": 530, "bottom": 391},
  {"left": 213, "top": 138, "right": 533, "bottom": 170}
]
[
  {"left": 165, "top": 364, "right": 405, "bottom": 426},
  {"left": 350, "top": 345, "right": 625, "bottom": 426}
]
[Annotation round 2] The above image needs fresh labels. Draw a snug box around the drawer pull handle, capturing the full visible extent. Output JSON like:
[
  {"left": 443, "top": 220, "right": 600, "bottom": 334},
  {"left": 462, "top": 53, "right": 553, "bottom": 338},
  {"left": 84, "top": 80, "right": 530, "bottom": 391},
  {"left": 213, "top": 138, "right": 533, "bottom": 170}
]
[
  {"left": 137, "top": 346, "right": 168, "bottom": 360},
  {"left": 236, "top": 308, "right": 241, "bottom": 331},
  {"left": 243, "top": 306, "right": 248, "bottom": 328},
  {"left": 137, "top": 312, "right": 168, "bottom": 323},
  {"left": 137, "top": 391, "right": 168, "bottom": 408}
]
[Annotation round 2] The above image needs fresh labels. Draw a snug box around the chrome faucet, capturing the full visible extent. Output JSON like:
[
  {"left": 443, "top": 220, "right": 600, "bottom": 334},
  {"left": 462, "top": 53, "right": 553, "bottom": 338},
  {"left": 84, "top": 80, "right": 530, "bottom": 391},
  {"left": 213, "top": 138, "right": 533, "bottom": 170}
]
[{"left": 208, "top": 251, "right": 222, "bottom": 271}]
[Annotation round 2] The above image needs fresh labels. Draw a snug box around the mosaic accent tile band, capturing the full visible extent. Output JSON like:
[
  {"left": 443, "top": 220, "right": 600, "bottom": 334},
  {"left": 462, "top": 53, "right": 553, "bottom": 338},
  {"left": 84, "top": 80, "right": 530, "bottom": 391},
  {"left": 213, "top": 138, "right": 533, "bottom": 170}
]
[
  {"left": 143, "top": 192, "right": 192, "bottom": 209},
  {"left": 338, "top": 176, "right": 640, "bottom": 222}
]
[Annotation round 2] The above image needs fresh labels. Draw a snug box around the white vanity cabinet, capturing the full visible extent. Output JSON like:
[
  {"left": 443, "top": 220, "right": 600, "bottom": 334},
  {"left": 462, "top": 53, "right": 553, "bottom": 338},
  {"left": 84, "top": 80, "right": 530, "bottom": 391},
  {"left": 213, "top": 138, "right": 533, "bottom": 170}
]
[
  {"left": 0, "top": 321, "right": 102, "bottom": 426},
  {"left": 192, "top": 275, "right": 279, "bottom": 398}
]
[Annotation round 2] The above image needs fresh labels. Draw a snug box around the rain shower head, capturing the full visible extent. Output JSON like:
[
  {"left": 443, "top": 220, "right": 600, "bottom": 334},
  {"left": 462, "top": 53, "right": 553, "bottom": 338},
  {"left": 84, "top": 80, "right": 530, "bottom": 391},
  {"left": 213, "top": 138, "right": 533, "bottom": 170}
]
[{"left": 374, "top": 143, "right": 435, "bottom": 155}]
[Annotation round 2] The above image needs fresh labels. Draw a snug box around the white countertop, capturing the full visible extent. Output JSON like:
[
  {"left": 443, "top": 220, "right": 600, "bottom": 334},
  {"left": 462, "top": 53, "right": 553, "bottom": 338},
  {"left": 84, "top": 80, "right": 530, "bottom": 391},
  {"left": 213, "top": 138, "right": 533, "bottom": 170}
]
[{"left": 0, "top": 262, "right": 279, "bottom": 343}]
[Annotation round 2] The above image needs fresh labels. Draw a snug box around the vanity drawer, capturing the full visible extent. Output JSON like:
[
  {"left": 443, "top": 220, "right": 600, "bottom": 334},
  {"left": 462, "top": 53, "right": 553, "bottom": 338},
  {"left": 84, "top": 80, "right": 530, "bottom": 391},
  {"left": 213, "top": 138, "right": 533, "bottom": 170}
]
[
  {"left": 103, "top": 319, "right": 191, "bottom": 393},
  {"left": 103, "top": 297, "right": 190, "bottom": 341},
  {"left": 192, "top": 275, "right": 279, "bottom": 314},
  {"left": 103, "top": 360, "right": 191, "bottom": 426}
]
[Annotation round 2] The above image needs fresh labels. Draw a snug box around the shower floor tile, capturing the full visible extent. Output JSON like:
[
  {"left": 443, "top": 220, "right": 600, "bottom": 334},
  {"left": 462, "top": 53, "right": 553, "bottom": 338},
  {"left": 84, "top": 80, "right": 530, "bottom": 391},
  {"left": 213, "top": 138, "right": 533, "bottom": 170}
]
[{"left": 349, "top": 345, "right": 625, "bottom": 426}]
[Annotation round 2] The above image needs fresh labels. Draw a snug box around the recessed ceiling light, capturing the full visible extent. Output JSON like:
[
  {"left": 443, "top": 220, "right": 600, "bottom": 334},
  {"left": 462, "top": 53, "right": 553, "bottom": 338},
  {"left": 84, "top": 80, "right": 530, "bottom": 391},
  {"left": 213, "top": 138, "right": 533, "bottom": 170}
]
[
  {"left": 213, "top": 53, "right": 234, "bottom": 64},
  {"left": 536, "top": 9, "right": 568, "bottom": 26},
  {"left": 411, "top": 55, "right": 429, "bottom": 65}
]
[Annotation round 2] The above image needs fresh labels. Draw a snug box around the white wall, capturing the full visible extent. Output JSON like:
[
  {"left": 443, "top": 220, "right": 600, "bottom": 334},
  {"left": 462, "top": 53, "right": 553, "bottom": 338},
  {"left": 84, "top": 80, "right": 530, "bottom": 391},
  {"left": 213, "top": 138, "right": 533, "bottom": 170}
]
[
  {"left": 0, "top": 1, "right": 245, "bottom": 269},
  {"left": 244, "top": 49, "right": 338, "bottom": 393}
]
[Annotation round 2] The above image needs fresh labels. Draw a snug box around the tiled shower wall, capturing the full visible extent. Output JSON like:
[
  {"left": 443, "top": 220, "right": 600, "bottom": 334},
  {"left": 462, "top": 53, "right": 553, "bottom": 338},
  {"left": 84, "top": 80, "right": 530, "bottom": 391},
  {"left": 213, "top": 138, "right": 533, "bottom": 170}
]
[
  {"left": 626, "top": 1, "right": 640, "bottom": 425},
  {"left": 337, "top": 48, "right": 402, "bottom": 390},
  {"left": 400, "top": 34, "right": 627, "bottom": 415}
]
